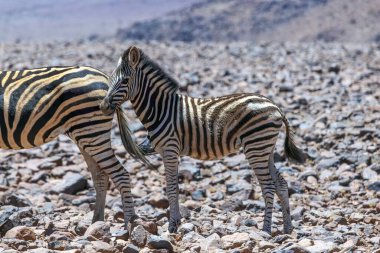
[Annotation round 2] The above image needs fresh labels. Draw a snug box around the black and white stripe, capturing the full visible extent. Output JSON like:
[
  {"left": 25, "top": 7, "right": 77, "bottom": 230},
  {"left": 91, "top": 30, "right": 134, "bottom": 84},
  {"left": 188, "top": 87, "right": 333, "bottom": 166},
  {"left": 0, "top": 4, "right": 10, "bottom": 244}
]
[
  {"left": 0, "top": 66, "right": 152, "bottom": 228},
  {"left": 103, "top": 46, "right": 306, "bottom": 234}
]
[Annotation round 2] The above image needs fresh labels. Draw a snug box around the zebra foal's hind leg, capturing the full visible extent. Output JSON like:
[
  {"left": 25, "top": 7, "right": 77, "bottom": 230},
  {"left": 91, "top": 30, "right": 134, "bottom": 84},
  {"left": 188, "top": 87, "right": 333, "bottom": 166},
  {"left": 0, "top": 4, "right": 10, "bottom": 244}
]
[
  {"left": 81, "top": 149, "right": 109, "bottom": 223},
  {"left": 269, "top": 152, "right": 293, "bottom": 234},
  {"left": 243, "top": 141, "right": 277, "bottom": 235},
  {"left": 162, "top": 149, "right": 181, "bottom": 233}
]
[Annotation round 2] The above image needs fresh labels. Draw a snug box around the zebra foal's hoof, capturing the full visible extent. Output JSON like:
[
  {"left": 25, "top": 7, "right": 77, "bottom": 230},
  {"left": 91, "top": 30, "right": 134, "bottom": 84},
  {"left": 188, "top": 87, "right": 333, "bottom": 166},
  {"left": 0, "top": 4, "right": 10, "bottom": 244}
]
[{"left": 168, "top": 219, "right": 181, "bottom": 233}]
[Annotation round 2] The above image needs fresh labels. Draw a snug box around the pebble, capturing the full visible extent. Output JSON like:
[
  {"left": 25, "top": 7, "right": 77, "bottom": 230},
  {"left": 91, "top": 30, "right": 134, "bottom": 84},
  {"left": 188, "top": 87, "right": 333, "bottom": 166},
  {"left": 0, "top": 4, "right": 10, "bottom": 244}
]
[
  {"left": 52, "top": 172, "right": 87, "bottom": 195},
  {"left": 221, "top": 232, "right": 250, "bottom": 249},
  {"left": 123, "top": 244, "right": 140, "bottom": 253},
  {"left": 84, "top": 221, "right": 110, "bottom": 240},
  {"left": 146, "top": 235, "right": 174, "bottom": 253},
  {"left": 130, "top": 225, "right": 147, "bottom": 247},
  {"left": 148, "top": 193, "right": 169, "bottom": 209},
  {"left": 90, "top": 241, "right": 114, "bottom": 253},
  {"left": 4, "top": 226, "right": 36, "bottom": 241},
  {"left": 0, "top": 41, "right": 378, "bottom": 253}
]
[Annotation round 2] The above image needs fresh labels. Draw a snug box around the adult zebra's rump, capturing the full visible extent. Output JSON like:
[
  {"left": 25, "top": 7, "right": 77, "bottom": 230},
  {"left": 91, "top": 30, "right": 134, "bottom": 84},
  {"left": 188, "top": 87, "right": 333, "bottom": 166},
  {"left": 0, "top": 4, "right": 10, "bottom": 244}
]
[
  {"left": 0, "top": 66, "right": 152, "bottom": 228},
  {"left": 102, "top": 46, "right": 306, "bottom": 235}
]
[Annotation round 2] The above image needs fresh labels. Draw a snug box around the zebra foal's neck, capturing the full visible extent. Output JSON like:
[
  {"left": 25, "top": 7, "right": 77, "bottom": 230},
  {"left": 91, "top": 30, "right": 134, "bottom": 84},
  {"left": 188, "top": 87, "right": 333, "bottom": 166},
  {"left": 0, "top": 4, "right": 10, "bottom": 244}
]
[{"left": 130, "top": 61, "right": 179, "bottom": 121}]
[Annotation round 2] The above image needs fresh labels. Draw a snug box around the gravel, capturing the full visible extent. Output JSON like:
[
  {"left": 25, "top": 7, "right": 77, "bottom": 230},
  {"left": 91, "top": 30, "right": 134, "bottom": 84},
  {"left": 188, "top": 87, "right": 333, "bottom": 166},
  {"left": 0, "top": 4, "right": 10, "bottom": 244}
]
[{"left": 0, "top": 40, "right": 379, "bottom": 252}]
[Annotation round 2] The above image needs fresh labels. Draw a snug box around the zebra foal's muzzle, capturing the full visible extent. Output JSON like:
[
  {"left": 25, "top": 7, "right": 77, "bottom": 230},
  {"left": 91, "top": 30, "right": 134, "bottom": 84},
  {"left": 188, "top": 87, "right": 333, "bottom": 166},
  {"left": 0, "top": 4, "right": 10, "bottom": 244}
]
[{"left": 100, "top": 97, "right": 116, "bottom": 116}]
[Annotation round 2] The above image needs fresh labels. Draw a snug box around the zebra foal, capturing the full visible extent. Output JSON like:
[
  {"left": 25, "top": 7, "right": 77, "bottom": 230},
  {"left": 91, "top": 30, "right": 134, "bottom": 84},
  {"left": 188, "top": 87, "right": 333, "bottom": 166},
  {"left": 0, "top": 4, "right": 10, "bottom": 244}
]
[
  {"left": 100, "top": 46, "right": 306, "bottom": 234},
  {"left": 0, "top": 66, "right": 153, "bottom": 228}
]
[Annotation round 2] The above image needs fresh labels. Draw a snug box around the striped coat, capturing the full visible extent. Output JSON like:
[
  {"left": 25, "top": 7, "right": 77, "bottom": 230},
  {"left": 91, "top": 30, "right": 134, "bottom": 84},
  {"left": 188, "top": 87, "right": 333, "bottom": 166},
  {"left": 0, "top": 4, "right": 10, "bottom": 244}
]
[
  {"left": 0, "top": 66, "right": 152, "bottom": 228},
  {"left": 101, "top": 46, "right": 306, "bottom": 234}
]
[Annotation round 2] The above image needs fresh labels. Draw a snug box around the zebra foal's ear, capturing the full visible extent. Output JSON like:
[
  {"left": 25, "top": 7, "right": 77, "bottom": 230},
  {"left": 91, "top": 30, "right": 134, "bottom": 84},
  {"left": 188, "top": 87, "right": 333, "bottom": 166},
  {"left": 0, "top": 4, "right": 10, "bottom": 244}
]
[{"left": 128, "top": 46, "right": 140, "bottom": 68}]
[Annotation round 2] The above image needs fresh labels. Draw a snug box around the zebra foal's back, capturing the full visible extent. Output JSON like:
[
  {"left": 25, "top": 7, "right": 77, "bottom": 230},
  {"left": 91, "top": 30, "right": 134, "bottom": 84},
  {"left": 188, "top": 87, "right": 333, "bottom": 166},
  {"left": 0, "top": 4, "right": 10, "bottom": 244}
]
[{"left": 0, "top": 66, "right": 110, "bottom": 149}]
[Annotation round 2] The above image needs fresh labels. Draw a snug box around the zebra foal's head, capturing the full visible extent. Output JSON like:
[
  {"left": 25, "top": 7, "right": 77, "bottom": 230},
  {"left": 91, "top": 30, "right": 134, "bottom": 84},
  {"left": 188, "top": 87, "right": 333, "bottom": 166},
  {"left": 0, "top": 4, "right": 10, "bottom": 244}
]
[{"left": 100, "top": 45, "right": 141, "bottom": 115}]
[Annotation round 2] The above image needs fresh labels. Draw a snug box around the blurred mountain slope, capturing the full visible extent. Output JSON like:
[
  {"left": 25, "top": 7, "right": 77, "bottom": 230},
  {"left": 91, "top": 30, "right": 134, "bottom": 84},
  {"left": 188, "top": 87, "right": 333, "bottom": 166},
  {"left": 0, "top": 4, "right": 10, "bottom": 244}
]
[
  {"left": 0, "top": 0, "right": 199, "bottom": 42},
  {"left": 117, "top": 0, "right": 380, "bottom": 43}
]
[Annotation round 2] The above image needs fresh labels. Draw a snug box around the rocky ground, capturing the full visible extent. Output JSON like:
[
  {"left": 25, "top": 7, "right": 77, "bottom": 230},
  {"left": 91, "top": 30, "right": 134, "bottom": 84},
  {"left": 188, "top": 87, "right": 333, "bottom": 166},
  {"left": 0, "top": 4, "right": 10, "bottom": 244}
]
[{"left": 0, "top": 41, "right": 379, "bottom": 252}]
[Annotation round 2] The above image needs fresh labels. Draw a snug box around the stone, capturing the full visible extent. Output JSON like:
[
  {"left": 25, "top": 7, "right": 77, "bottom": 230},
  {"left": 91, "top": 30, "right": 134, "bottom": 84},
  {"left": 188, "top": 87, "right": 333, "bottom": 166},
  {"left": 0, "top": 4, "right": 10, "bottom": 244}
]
[
  {"left": 191, "top": 189, "right": 206, "bottom": 201},
  {"left": 130, "top": 225, "right": 147, "bottom": 247},
  {"left": 210, "top": 191, "right": 224, "bottom": 201},
  {"left": 112, "top": 229, "right": 129, "bottom": 241},
  {"left": 349, "top": 212, "right": 364, "bottom": 223},
  {"left": 1, "top": 192, "right": 32, "bottom": 207},
  {"left": 179, "top": 162, "right": 201, "bottom": 181},
  {"left": 75, "top": 219, "right": 92, "bottom": 236},
  {"left": 148, "top": 193, "right": 169, "bottom": 209},
  {"left": 123, "top": 244, "right": 140, "bottom": 253},
  {"left": 134, "top": 219, "right": 158, "bottom": 234},
  {"left": 291, "top": 206, "right": 305, "bottom": 221},
  {"left": 221, "top": 232, "right": 250, "bottom": 249},
  {"left": 91, "top": 241, "right": 114, "bottom": 253},
  {"left": 368, "top": 181, "right": 380, "bottom": 192},
  {"left": 258, "top": 241, "right": 276, "bottom": 250},
  {"left": 4, "top": 226, "right": 36, "bottom": 241},
  {"left": 220, "top": 199, "right": 244, "bottom": 212},
  {"left": 317, "top": 157, "right": 339, "bottom": 170},
  {"left": 179, "top": 205, "right": 191, "bottom": 219},
  {"left": 200, "top": 233, "right": 222, "bottom": 251},
  {"left": 362, "top": 167, "right": 377, "bottom": 180},
  {"left": 146, "top": 235, "right": 174, "bottom": 253},
  {"left": 178, "top": 223, "right": 194, "bottom": 234},
  {"left": 47, "top": 240, "right": 69, "bottom": 250},
  {"left": 306, "top": 240, "right": 337, "bottom": 253},
  {"left": 84, "top": 221, "right": 110, "bottom": 240},
  {"left": 52, "top": 172, "right": 87, "bottom": 195},
  {"left": 243, "top": 219, "right": 257, "bottom": 227}
]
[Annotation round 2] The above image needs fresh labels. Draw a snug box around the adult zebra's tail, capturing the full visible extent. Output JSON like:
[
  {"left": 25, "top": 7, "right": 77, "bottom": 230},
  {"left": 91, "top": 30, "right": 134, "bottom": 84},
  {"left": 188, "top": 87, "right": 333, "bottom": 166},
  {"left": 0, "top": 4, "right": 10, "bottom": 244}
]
[
  {"left": 282, "top": 115, "right": 306, "bottom": 164},
  {"left": 116, "top": 108, "right": 154, "bottom": 168}
]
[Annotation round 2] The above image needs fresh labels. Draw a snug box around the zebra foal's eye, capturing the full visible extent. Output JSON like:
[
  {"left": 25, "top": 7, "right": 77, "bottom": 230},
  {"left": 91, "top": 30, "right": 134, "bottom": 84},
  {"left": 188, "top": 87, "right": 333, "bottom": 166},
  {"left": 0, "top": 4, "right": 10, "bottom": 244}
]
[{"left": 121, "top": 77, "right": 130, "bottom": 84}]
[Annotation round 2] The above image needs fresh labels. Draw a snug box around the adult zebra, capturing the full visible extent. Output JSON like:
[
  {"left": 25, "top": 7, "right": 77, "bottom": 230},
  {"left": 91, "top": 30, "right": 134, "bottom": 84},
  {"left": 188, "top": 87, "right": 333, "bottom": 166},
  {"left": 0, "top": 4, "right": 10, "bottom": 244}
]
[
  {"left": 100, "top": 46, "right": 306, "bottom": 234},
  {"left": 0, "top": 66, "right": 153, "bottom": 228}
]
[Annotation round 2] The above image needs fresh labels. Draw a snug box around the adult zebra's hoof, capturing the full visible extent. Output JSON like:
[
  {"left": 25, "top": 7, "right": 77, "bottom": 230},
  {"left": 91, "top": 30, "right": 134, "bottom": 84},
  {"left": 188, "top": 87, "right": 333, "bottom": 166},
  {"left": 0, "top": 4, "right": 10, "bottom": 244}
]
[
  {"left": 284, "top": 224, "right": 294, "bottom": 235},
  {"left": 168, "top": 219, "right": 181, "bottom": 233}
]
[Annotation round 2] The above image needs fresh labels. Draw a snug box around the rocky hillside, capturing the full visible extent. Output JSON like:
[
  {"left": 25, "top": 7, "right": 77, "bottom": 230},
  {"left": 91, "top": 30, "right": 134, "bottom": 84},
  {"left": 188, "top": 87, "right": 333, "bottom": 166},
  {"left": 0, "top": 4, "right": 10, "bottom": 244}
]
[
  {"left": 117, "top": 0, "right": 380, "bottom": 43},
  {"left": 0, "top": 40, "right": 379, "bottom": 252}
]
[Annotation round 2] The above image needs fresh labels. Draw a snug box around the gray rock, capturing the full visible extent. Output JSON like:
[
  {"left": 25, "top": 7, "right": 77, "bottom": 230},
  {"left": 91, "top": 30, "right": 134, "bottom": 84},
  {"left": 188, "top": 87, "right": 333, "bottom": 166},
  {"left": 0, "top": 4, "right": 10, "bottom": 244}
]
[
  {"left": 1, "top": 192, "right": 32, "bottom": 207},
  {"left": 123, "top": 244, "right": 140, "bottom": 253},
  {"left": 368, "top": 181, "right": 380, "bottom": 192},
  {"left": 362, "top": 167, "right": 377, "bottom": 180},
  {"left": 292, "top": 206, "right": 305, "bottom": 221},
  {"left": 147, "top": 235, "right": 174, "bottom": 253},
  {"left": 179, "top": 162, "right": 201, "bottom": 181},
  {"left": 317, "top": 157, "right": 340, "bottom": 170},
  {"left": 148, "top": 193, "right": 169, "bottom": 209},
  {"left": 178, "top": 222, "right": 194, "bottom": 234},
  {"left": 191, "top": 189, "right": 206, "bottom": 201},
  {"left": 130, "top": 225, "right": 147, "bottom": 247},
  {"left": 90, "top": 241, "right": 114, "bottom": 253},
  {"left": 84, "top": 221, "right": 110, "bottom": 240},
  {"left": 210, "top": 191, "right": 224, "bottom": 201},
  {"left": 220, "top": 199, "right": 244, "bottom": 212},
  {"left": 52, "top": 172, "right": 87, "bottom": 195}
]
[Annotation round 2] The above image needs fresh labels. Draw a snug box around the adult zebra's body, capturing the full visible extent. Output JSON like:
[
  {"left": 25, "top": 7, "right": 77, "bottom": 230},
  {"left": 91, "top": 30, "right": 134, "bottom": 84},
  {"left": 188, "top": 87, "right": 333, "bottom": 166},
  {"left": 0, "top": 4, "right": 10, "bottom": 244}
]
[
  {"left": 0, "top": 66, "right": 152, "bottom": 228},
  {"left": 101, "top": 46, "right": 306, "bottom": 234}
]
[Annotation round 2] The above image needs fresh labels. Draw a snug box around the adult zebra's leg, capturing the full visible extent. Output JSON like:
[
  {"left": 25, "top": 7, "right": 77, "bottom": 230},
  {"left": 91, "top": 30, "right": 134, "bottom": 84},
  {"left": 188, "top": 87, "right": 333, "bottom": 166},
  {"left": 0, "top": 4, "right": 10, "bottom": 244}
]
[
  {"left": 243, "top": 142, "right": 276, "bottom": 235},
  {"left": 81, "top": 149, "right": 109, "bottom": 223},
  {"left": 269, "top": 152, "right": 293, "bottom": 234},
  {"left": 80, "top": 143, "right": 138, "bottom": 229},
  {"left": 163, "top": 149, "right": 181, "bottom": 233}
]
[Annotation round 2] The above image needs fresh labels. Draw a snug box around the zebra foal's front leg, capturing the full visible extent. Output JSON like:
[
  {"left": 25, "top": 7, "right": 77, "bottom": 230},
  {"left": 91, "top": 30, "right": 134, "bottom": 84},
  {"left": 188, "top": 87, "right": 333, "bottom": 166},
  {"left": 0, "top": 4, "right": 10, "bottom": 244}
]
[{"left": 163, "top": 150, "right": 181, "bottom": 233}]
